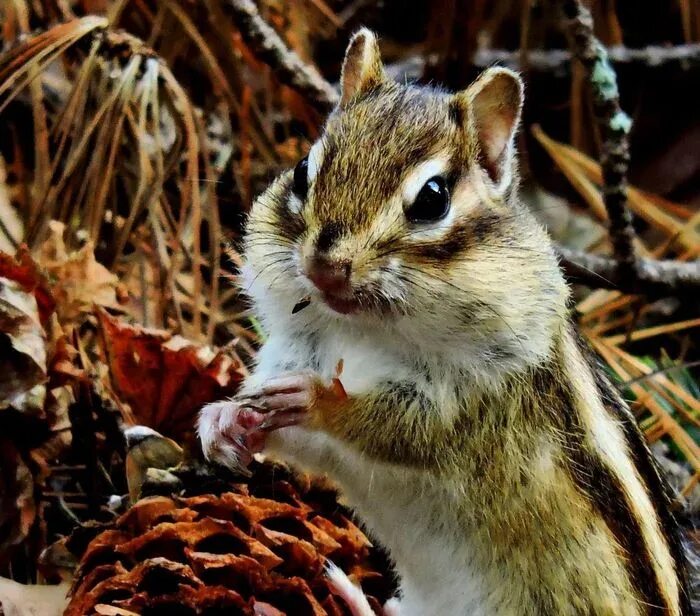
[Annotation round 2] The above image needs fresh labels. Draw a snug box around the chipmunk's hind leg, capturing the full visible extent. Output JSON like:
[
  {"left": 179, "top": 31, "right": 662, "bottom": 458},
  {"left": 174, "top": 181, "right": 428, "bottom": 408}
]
[{"left": 325, "top": 561, "right": 401, "bottom": 616}]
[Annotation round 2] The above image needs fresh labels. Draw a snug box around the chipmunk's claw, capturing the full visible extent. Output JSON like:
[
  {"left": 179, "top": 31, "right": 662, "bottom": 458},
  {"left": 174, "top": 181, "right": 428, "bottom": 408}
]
[{"left": 198, "top": 400, "right": 266, "bottom": 473}]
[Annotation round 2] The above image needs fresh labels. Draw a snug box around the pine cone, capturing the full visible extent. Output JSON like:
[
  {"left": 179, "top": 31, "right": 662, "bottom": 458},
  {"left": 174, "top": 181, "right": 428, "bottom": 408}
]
[{"left": 64, "top": 464, "right": 396, "bottom": 615}]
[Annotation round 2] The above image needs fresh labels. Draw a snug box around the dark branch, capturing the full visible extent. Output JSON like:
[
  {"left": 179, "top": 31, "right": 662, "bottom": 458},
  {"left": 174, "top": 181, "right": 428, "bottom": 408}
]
[
  {"left": 222, "top": 0, "right": 339, "bottom": 113},
  {"left": 557, "top": 246, "right": 700, "bottom": 297},
  {"left": 558, "top": 0, "right": 637, "bottom": 267}
]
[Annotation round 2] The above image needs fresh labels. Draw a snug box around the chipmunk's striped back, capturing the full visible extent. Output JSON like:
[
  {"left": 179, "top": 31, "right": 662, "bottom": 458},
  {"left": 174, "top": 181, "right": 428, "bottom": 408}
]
[
  {"left": 551, "top": 326, "right": 693, "bottom": 614},
  {"left": 338, "top": 321, "right": 697, "bottom": 615},
  {"left": 367, "top": 320, "right": 698, "bottom": 615}
]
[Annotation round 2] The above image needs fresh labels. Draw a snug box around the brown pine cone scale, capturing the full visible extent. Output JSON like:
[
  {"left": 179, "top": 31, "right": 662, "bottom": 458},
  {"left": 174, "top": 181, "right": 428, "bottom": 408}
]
[{"left": 65, "top": 475, "right": 394, "bottom": 616}]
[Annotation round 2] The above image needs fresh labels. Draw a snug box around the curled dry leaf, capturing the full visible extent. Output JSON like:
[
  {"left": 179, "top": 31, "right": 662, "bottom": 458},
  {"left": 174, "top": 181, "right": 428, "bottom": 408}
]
[
  {"left": 0, "top": 248, "right": 73, "bottom": 454},
  {"left": 0, "top": 247, "right": 74, "bottom": 569},
  {"left": 0, "top": 268, "right": 47, "bottom": 412},
  {"left": 96, "top": 308, "right": 244, "bottom": 439},
  {"left": 36, "top": 222, "right": 121, "bottom": 330},
  {"left": 65, "top": 463, "right": 394, "bottom": 615}
]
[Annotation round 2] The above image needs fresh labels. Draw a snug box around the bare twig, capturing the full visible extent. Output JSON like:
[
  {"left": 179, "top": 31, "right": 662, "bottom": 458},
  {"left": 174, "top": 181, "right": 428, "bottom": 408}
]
[
  {"left": 221, "top": 0, "right": 339, "bottom": 112},
  {"left": 378, "top": 44, "right": 700, "bottom": 83},
  {"left": 473, "top": 43, "right": 700, "bottom": 72},
  {"left": 553, "top": 2, "right": 700, "bottom": 297},
  {"left": 557, "top": 246, "right": 700, "bottom": 297},
  {"left": 558, "top": 0, "right": 637, "bottom": 267}
]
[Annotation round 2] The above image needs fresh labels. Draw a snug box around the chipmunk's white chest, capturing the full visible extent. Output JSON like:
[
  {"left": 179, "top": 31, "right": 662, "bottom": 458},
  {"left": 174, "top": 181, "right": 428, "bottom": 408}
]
[
  {"left": 258, "top": 328, "right": 513, "bottom": 615},
  {"left": 315, "top": 330, "right": 411, "bottom": 393},
  {"left": 257, "top": 325, "right": 411, "bottom": 395}
]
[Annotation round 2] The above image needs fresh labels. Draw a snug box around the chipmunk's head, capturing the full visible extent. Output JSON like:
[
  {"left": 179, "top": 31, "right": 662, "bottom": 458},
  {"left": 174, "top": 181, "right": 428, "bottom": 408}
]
[{"left": 244, "top": 29, "right": 568, "bottom": 376}]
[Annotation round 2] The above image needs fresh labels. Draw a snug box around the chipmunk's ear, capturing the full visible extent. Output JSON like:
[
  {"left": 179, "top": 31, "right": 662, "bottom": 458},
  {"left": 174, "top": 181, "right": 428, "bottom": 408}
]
[
  {"left": 453, "top": 67, "right": 524, "bottom": 185},
  {"left": 340, "top": 28, "right": 386, "bottom": 107}
]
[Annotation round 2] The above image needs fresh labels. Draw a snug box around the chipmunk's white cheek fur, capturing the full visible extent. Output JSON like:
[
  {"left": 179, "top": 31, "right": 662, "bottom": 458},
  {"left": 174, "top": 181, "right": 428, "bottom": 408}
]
[
  {"left": 239, "top": 250, "right": 306, "bottom": 329},
  {"left": 376, "top": 258, "right": 408, "bottom": 302}
]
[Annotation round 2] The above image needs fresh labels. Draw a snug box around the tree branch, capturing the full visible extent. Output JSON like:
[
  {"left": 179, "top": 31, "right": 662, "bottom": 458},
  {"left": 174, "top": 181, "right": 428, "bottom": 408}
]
[
  {"left": 558, "top": 0, "right": 637, "bottom": 267},
  {"left": 557, "top": 246, "right": 700, "bottom": 297},
  {"left": 473, "top": 43, "right": 700, "bottom": 72},
  {"left": 222, "top": 0, "right": 339, "bottom": 113}
]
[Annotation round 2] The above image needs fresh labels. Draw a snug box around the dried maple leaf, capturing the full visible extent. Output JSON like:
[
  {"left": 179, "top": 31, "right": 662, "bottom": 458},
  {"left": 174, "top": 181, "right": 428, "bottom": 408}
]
[
  {"left": 96, "top": 308, "right": 244, "bottom": 439},
  {"left": 36, "top": 221, "right": 121, "bottom": 330}
]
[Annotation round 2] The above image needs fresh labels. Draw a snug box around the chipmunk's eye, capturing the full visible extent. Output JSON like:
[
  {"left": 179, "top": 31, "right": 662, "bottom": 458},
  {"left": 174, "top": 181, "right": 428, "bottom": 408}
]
[
  {"left": 405, "top": 176, "right": 450, "bottom": 223},
  {"left": 293, "top": 156, "right": 309, "bottom": 199}
]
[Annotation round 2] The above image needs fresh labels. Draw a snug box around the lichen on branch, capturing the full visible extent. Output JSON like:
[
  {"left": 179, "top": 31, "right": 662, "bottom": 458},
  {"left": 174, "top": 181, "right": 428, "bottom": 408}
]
[{"left": 558, "top": 0, "right": 637, "bottom": 267}]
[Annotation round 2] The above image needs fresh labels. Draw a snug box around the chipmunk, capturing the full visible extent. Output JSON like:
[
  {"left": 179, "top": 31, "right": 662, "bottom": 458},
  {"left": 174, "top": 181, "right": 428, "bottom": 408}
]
[{"left": 199, "top": 29, "right": 696, "bottom": 615}]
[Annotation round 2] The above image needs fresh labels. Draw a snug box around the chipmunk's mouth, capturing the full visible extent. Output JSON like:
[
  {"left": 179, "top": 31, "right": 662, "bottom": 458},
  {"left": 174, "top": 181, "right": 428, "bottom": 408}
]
[
  {"left": 320, "top": 291, "right": 362, "bottom": 315},
  {"left": 319, "top": 286, "right": 398, "bottom": 316}
]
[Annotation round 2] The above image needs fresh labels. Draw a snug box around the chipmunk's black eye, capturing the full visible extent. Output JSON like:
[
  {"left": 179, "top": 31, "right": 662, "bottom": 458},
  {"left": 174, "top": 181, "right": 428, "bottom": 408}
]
[
  {"left": 293, "top": 156, "right": 309, "bottom": 199},
  {"left": 405, "top": 176, "right": 450, "bottom": 223}
]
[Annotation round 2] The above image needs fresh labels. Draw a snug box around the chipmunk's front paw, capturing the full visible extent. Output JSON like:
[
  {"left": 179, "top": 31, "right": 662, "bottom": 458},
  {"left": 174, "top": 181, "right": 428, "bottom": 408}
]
[
  {"left": 198, "top": 371, "right": 347, "bottom": 471},
  {"left": 237, "top": 371, "right": 320, "bottom": 429},
  {"left": 198, "top": 400, "right": 266, "bottom": 472},
  {"left": 240, "top": 370, "right": 348, "bottom": 431}
]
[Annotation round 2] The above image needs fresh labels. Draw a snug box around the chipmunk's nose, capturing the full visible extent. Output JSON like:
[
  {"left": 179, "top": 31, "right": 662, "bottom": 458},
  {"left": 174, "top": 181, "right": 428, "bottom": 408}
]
[{"left": 305, "top": 255, "right": 352, "bottom": 294}]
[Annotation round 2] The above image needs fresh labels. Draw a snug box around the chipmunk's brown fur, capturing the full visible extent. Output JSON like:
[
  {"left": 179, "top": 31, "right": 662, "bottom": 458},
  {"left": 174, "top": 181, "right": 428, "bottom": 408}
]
[{"left": 200, "top": 29, "right": 695, "bottom": 615}]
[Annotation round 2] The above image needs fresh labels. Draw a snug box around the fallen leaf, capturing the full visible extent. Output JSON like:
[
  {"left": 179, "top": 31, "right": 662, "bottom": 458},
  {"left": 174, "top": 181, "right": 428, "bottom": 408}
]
[
  {"left": 94, "top": 606, "right": 140, "bottom": 616},
  {"left": 0, "top": 248, "right": 55, "bottom": 326},
  {"left": 96, "top": 308, "right": 244, "bottom": 439},
  {"left": 46, "top": 322, "right": 85, "bottom": 384},
  {"left": 36, "top": 221, "right": 120, "bottom": 329},
  {"left": 0, "top": 276, "right": 47, "bottom": 411}
]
